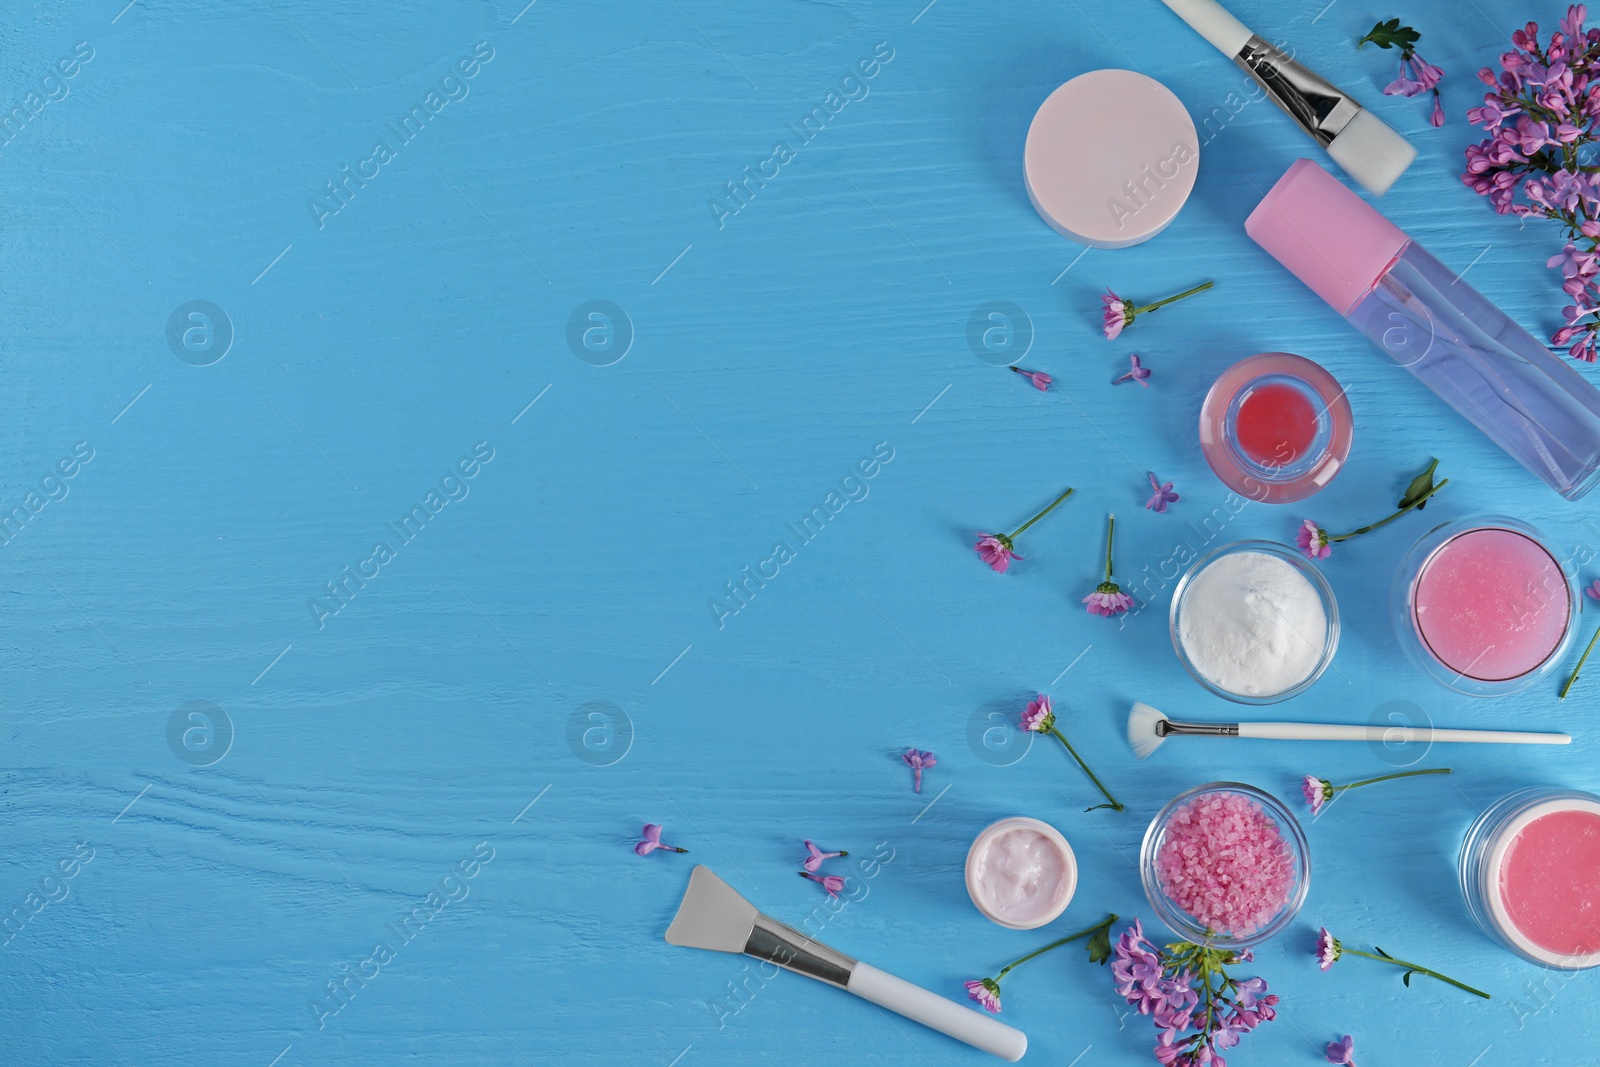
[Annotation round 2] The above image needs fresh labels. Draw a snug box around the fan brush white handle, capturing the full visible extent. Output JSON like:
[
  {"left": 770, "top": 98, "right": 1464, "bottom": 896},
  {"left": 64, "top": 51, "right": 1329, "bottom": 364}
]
[
  {"left": 1238, "top": 722, "right": 1570, "bottom": 745},
  {"left": 1128, "top": 701, "right": 1570, "bottom": 759}
]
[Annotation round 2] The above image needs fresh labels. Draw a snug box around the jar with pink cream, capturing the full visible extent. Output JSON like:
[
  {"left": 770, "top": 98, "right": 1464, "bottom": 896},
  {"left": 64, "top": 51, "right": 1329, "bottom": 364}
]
[
  {"left": 964, "top": 817, "right": 1078, "bottom": 930},
  {"left": 1460, "top": 787, "right": 1600, "bottom": 969}
]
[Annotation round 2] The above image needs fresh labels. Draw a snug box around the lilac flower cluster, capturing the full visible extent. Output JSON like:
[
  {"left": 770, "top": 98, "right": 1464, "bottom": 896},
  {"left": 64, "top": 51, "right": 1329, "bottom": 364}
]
[
  {"left": 1462, "top": 5, "right": 1600, "bottom": 361},
  {"left": 1112, "top": 920, "right": 1277, "bottom": 1066},
  {"left": 1387, "top": 54, "right": 1446, "bottom": 127},
  {"left": 1360, "top": 18, "right": 1445, "bottom": 127}
]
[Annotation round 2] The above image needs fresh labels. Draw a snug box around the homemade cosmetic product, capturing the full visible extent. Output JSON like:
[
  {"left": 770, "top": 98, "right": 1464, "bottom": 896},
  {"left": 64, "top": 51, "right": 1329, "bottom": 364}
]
[
  {"left": 1158, "top": 0, "right": 1414, "bottom": 194},
  {"left": 1024, "top": 69, "right": 1198, "bottom": 249},
  {"left": 1393, "top": 517, "right": 1576, "bottom": 696},
  {"left": 1248, "top": 159, "right": 1600, "bottom": 499},
  {"left": 1199, "top": 352, "right": 1353, "bottom": 502},
  {"left": 1170, "top": 541, "right": 1339, "bottom": 703},
  {"left": 965, "top": 817, "right": 1078, "bottom": 930},
  {"left": 1141, "top": 783, "right": 1309, "bottom": 948},
  {"left": 1460, "top": 788, "right": 1600, "bottom": 969}
]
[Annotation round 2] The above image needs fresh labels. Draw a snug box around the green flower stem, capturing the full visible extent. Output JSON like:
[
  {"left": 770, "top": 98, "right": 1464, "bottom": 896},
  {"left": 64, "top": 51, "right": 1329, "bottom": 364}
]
[
  {"left": 1327, "top": 478, "right": 1448, "bottom": 542},
  {"left": 1007, "top": 487, "right": 1074, "bottom": 541},
  {"left": 1337, "top": 768, "right": 1452, "bottom": 792},
  {"left": 1047, "top": 724, "right": 1124, "bottom": 812},
  {"left": 1344, "top": 948, "right": 1491, "bottom": 999},
  {"left": 1104, "top": 514, "right": 1116, "bottom": 581},
  {"left": 1560, "top": 623, "right": 1600, "bottom": 700},
  {"left": 1163, "top": 941, "right": 1239, "bottom": 1052},
  {"left": 1134, "top": 281, "right": 1213, "bottom": 316},
  {"left": 994, "top": 914, "right": 1119, "bottom": 981}
]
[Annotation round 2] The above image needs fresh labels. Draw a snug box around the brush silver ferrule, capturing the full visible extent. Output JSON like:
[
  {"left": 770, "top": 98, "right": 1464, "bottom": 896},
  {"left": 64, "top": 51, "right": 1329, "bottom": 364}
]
[
  {"left": 1157, "top": 718, "right": 1240, "bottom": 739},
  {"left": 745, "top": 912, "right": 857, "bottom": 989},
  {"left": 1233, "top": 35, "right": 1361, "bottom": 146}
]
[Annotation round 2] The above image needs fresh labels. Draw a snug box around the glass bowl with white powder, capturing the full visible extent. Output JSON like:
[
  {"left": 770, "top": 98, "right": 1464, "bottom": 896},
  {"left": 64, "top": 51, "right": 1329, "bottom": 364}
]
[{"left": 1169, "top": 540, "right": 1339, "bottom": 704}]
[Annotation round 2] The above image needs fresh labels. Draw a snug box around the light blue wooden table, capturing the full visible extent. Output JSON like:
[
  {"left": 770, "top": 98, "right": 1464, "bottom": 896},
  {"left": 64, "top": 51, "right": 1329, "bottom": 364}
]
[{"left": 1, "top": 1, "right": 1592, "bottom": 1063}]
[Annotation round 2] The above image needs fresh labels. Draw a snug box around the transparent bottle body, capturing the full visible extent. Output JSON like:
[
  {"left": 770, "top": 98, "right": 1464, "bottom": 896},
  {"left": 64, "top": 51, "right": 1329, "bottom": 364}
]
[{"left": 1347, "top": 242, "right": 1600, "bottom": 500}]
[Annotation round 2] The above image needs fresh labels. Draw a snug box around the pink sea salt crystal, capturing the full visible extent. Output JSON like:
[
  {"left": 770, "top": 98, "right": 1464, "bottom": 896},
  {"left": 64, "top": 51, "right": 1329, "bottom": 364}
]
[{"left": 1155, "top": 792, "right": 1295, "bottom": 936}]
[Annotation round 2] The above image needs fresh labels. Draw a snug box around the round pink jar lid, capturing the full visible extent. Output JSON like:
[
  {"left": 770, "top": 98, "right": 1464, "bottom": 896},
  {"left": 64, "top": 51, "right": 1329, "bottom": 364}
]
[{"left": 1024, "top": 69, "right": 1199, "bottom": 249}]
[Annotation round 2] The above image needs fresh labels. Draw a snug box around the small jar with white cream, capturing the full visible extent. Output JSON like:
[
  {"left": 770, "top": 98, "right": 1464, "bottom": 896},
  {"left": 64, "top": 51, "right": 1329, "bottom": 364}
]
[{"left": 965, "top": 817, "right": 1078, "bottom": 930}]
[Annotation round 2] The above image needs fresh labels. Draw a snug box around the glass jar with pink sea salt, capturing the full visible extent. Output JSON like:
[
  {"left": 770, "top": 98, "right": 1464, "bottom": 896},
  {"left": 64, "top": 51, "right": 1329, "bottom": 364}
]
[{"left": 1140, "top": 782, "right": 1311, "bottom": 949}]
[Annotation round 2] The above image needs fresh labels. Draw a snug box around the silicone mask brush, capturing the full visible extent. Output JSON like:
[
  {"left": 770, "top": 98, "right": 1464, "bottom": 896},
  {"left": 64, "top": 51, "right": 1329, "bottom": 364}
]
[
  {"left": 1157, "top": 0, "right": 1415, "bottom": 195},
  {"left": 1128, "top": 701, "right": 1571, "bottom": 760},
  {"left": 665, "top": 865, "right": 1028, "bottom": 1062}
]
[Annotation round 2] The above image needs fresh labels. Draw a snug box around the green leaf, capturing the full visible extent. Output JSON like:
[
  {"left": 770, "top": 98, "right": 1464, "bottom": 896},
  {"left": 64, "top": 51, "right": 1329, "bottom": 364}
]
[
  {"left": 1359, "top": 17, "right": 1422, "bottom": 52},
  {"left": 1374, "top": 946, "right": 1395, "bottom": 959},
  {"left": 1403, "top": 970, "right": 1413, "bottom": 987},
  {"left": 1086, "top": 923, "right": 1113, "bottom": 965},
  {"left": 1398, "top": 458, "right": 1441, "bottom": 511}
]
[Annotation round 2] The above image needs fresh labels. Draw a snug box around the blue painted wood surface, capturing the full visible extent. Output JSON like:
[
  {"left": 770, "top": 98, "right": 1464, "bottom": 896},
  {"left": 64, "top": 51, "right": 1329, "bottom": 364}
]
[{"left": 1, "top": 0, "right": 1595, "bottom": 1063}]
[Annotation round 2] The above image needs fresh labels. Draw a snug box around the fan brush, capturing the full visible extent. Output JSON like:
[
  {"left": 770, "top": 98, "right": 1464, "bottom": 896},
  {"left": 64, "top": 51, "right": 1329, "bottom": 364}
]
[{"left": 1128, "top": 701, "right": 1570, "bottom": 760}]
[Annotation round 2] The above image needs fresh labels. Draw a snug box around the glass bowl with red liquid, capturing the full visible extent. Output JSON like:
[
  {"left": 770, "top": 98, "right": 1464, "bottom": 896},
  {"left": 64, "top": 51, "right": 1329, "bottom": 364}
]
[{"left": 1199, "top": 352, "right": 1354, "bottom": 504}]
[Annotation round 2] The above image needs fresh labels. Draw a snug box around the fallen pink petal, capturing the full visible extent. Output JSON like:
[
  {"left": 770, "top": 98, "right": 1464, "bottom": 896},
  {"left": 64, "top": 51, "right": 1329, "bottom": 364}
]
[
  {"left": 800, "top": 871, "right": 846, "bottom": 897},
  {"left": 1010, "top": 366, "right": 1052, "bottom": 391},
  {"left": 635, "top": 823, "right": 688, "bottom": 857},
  {"left": 1145, "top": 472, "right": 1179, "bottom": 513},
  {"left": 802, "top": 840, "right": 848, "bottom": 872},
  {"left": 1112, "top": 353, "right": 1152, "bottom": 387},
  {"left": 902, "top": 748, "right": 936, "bottom": 793}
]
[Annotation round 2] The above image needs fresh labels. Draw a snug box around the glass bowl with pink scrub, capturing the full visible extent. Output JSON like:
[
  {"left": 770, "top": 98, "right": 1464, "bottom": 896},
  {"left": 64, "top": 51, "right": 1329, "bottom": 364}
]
[
  {"left": 1460, "top": 788, "right": 1600, "bottom": 969},
  {"left": 1392, "top": 516, "right": 1577, "bottom": 697},
  {"left": 1139, "top": 783, "right": 1310, "bottom": 950},
  {"left": 965, "top": 817, "right": 1078, "bottom": 930}
]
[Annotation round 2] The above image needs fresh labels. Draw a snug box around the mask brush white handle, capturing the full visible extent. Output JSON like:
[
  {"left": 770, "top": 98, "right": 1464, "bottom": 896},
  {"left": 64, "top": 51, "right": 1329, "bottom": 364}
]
[
  {"left": 665, "top": 866, "right": 1027, "bottom": 1061},
  {"left": 1157, "top": 0, "right": 1416, "bottom": 195},
  {"left": 1129, "top": 701, "right": 1571, "bottom": 759}
]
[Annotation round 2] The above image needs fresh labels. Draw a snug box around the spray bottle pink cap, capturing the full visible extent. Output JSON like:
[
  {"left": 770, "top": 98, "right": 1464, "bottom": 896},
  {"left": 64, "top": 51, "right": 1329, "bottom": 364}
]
[{"left": 1245, "top": 159, "right": 1409, "bottom": 316}]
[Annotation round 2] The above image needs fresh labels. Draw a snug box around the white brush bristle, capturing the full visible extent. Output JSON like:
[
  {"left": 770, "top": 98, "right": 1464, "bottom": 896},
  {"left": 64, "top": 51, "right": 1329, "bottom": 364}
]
[
  {"left": 1128, "top": 701, "right": 1167, "bottom": 761},
  {"left": 1325, "top": 109, "right": 1416, "bottom": 197}
]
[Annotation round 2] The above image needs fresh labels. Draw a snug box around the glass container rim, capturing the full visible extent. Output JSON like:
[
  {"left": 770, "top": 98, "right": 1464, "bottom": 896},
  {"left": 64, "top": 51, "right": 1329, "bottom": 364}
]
[
  {"left": 1139, "top": 781, "right": 1311, "bottom": 950},
  {"left": 1169, "top": 539, "right": 1341, "bottom": 705}
]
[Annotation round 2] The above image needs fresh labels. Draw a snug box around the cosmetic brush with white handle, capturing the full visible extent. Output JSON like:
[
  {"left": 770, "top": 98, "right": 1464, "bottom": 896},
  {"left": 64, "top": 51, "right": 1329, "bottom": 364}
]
[
  {"left": 666, "top": 866, "right": 1027, "bottom": 1062},
  {"left": 1128, "top": 702, "right": 1571, "bottom": 760},
  {"left": 1156, "top": 0, "right": 1416, "bottom": 195}
]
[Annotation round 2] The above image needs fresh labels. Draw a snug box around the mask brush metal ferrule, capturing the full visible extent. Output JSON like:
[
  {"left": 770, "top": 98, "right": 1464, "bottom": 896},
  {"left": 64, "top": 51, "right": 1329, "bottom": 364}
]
[
  {"left": 1234, "top": 35, "right": 1361, "bottom": 147},
  {"left": 744, "top": 912, "right": 857, "bottom": 989}
]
